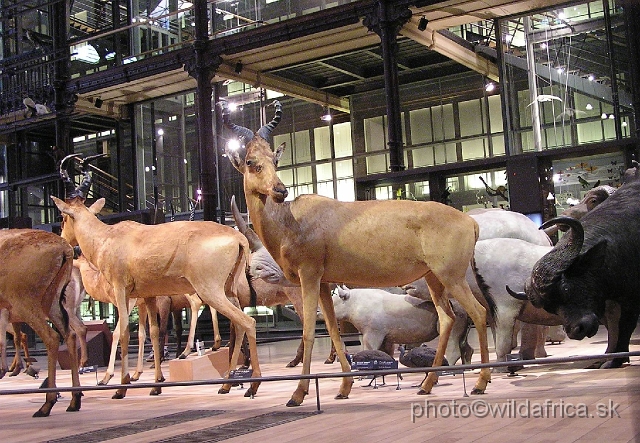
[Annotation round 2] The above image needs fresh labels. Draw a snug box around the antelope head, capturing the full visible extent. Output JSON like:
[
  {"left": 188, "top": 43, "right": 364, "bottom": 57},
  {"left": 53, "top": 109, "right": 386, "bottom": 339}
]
[
  {"left": 218, "top": 100, "right": 288, "bottom": 203},
  {"left": 55, "top": 153, "right": 106, "bottom": 245}
]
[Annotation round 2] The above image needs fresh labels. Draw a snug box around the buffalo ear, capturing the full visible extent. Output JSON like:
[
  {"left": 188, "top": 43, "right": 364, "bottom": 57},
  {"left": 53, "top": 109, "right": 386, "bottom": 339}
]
[{"left": 566, "top": 240, "right": 607, "bottom": 277}]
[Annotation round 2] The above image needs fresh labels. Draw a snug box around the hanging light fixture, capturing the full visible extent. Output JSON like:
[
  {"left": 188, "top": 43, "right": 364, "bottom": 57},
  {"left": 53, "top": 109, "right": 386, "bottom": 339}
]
[
  {"left": 418, "top": 16, "right": 429, "bottom": 32},
  {"left": 321, "top": 106, "right": 332, "bottom": 122}
]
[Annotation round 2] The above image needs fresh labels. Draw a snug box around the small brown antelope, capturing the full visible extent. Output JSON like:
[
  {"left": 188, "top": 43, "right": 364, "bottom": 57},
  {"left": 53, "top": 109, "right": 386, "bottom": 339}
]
[
  {"left": 52, "top": 164, "right": 261, "bottom": 398},
  {"left": 0, "top": 310, "right": 33, "bottom": 378},
  {"left": 0, "top": 229, "right": 82, "bottom": 417},
  {"left": 220, "top": 100, "right": 491, "bottom": 406}
]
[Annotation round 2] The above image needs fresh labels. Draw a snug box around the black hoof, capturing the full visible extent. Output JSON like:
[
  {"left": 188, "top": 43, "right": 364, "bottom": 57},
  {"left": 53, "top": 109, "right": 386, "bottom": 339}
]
[
  {"left": 286, "top": 399, "right": 301, "bottom": 407},
  {"left": 179, "top": 355, "right": 187, "bottom": 360},
  {"left": 417, "top": 389, "right": 431, "bottom": 395},
  {"left": 244, "top": 388, "right": 254, "bottom": 398},
  {"left": 470, "top": 388, "right": 485, "bottom": 395},
  {"left": 334, "top": 393, "right": 348, "bottom": 400},
  {"left": 218, "top": 387, "right": 230, "bottom": 394}
]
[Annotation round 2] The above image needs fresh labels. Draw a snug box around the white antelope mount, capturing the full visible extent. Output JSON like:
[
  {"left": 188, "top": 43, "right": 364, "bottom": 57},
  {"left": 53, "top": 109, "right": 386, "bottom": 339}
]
[
  {"left": 219, "top": 100, "right": 491, "bottom": 406},
  {"left": 52, "top": 157, "right": 261, "bottom": 399}
]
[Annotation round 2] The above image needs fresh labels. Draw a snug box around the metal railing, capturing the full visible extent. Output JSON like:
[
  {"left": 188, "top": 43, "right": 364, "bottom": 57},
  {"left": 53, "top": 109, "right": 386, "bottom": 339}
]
[{"left": 1, "top": 350, "right": 638, "bottom": 412}]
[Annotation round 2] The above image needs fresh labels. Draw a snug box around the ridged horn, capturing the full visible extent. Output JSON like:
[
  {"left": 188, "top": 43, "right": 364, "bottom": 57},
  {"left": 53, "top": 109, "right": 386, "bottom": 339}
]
[
  {"left": 230, "top": 195, "right": 264, "bottom": 252},
  {"left": 256, "top": 100, "right": 282, "bottom": 141},
  {"left": 59, "top": 154, "right": 80, "bottom": 199},
  {"left": 75, "top": 153, "right": 107, "bottom": 199},
  {"left": 217, "top": 101, "right": 254, "bottom": 143}
]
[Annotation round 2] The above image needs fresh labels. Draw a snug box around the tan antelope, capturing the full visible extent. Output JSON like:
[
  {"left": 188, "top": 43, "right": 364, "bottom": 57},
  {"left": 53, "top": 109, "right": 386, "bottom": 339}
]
[
  {"left": 52, "top": 164, "right": 261, "bottom": 399},
  {"left": 220, "top": 100, "right": 491, "bottom": 406},
  {"left": 0, "top": 229, "right": 82, "bottom": 417}
]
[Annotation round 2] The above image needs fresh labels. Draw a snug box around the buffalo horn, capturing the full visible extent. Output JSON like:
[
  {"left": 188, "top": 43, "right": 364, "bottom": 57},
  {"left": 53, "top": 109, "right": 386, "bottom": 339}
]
[
  {"left": 530, "top": 216, "right": 585, "bottom": 294},
  {"left": 505, "top": 285, "right": 529, "bottom": 301}
]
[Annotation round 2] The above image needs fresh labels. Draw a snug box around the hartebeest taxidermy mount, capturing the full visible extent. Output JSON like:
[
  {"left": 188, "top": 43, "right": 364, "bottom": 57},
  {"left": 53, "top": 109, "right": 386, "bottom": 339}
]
[
  {"left": 0, "top": 229, "right": 82, "bottom": 417},
  {"left": 219, "top": 99, "right": 491, "bottom": 406},
  {"left": 52, "top": 155, "right": 262, "bottom": 399}
]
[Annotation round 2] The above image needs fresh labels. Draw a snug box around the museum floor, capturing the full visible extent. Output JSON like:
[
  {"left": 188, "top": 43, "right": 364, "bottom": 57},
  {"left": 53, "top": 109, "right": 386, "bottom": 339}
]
[{"left": 1, "top": 327, "right": 639, "bottom": 443}]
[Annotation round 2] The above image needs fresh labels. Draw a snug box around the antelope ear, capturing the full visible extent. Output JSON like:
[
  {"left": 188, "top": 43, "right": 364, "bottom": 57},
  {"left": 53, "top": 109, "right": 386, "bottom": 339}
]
[
  {"left": 89, "top": 198, "right": 106, "bottom": 214},
  {"left": 274, "top": 143, "right": 286, "bottom": 166},
  {"left": 51, "top": 196, "right": 69, "bottom": 215}
]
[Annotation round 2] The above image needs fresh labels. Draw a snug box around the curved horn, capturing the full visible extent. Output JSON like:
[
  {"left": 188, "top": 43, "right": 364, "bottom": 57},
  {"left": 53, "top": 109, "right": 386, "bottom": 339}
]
[
  {"left": 59, "top": 154, "right": 80, "bottom": 199},
  {"left": 230, "top": 195, "right": 264, "bottom": 252},
  {"left": 217, "top": 101, "right": 254, "bottom": 143},
  {"left": 75, "top": 153, "right": 107, "bottom": 199},
  {"left": 531, "top": 216, "right": 585, "bottom": 294},
  {"left": 256, "top": 100, "right": 282, "bottom": 141},
  {"left": 505, "top": 285, "right": 529, "bottom": 301}
]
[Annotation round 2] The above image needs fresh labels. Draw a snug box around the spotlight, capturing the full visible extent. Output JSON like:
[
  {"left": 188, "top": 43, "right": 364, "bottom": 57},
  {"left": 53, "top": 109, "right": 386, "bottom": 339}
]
[
  {"left": 94, "top": 98, "right": 103, "bottom": 109},
  {"left": 321, "top": 106, "right": 332, "bottom": 122},
  {"left": 485, "top": 82, "right": 495, "bottom": 93},
  {"left": 234, "top": 62, "right": 243, "bottom": 74},
  {"left": 418, "top": 16, "right": 428, "bottom": 32}
]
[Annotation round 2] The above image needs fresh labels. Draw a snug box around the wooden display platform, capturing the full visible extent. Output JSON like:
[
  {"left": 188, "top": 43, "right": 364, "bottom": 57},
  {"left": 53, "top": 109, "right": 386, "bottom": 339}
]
[{"left": 168, "top": 347, "right": 231, "bottom": 382}]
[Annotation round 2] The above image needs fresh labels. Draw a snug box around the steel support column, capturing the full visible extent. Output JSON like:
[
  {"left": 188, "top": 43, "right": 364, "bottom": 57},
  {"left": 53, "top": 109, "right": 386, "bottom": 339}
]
[
  {"left": 53, "top": 0, "right": 72, "bottom": 157},
  {"left": 186, "top": 0, "right": 222, "bottom": 223},
  {"left": 363, "top": 1, "right": 412, "bottom": 172}
]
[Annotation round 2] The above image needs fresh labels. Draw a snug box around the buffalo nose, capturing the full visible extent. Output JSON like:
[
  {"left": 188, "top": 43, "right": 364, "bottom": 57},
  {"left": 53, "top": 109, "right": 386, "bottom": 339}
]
[{"left": 567, "top": 313, "right": 599, "bottom": 339}]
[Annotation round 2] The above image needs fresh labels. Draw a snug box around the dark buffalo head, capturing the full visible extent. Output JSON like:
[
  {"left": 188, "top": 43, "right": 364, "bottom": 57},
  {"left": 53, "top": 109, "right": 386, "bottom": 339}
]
[{"left": 508, "top": 216, "right": 608, "bottom": 340}]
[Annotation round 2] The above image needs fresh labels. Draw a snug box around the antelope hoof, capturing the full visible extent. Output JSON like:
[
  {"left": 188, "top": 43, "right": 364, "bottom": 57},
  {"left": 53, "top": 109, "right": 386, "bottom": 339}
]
[
  {"left": 150, "top": 387, "right": 162, "bottom": 396},
  {"left": 218, "top": 385, "right": 231, "bottom": 394},
  {"left": 287, "top": 388, "right": 307, "bottom": 407},
  {"left": 334, "top": 393, "right": 348, "bottom": 400},
  {"left": 67, "top": 392, "right": 82, "bottom": 412},
  {"left": 0, "top": 370, "right": 6, "bottom": 379},
  {"left": 324, "top": 358, "right": 335, "bottom": 364},
  {"left": 286, "top": 359, "right": 300, "bottom": 368},
  {"left": 179, "top": 353, "right": 188, "bottom": 359},
  {"left": 417, "top": 388, "right": 432, "bottom": 395},
  {"left": 131, "top": 371, "right": 142, "bottom": 381},
  {"left": 471, "top": 388, "right": 486, "bottom": 395},
  {"left": 98, "top": 374, "right": 113, "bottom": 385},
  {"left": 33, "top": 406, "right": 53, "bottom": 418},
  {"left": 245, "top": 382, "right": 260, "bottom": 397},
  {"left": 112, "top": 389, "right": 127, "bottom": 399},
  {"left": 10, "top": 367, "right": 21, "bottom": 377}
]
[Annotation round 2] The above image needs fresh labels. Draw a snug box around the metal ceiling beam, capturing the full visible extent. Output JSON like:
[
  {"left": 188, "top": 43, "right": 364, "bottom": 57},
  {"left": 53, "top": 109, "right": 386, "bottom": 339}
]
[
  {"left": 216, "top": 61, "right": 350, "bottom": 113},
  {"left": 401, "top": 18, "right": 500, "bottom": 81}
]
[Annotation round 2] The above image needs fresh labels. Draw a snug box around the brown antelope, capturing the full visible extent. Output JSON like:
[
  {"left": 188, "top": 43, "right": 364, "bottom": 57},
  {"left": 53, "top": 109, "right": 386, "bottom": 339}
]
[
  {"left": 220, "top": 100, "right": 491, "bottom": 406},
  {"left": 231, "top": 195, "right": 334, "bottom": 367},
  {"left": 0, "top": 229, "right": 82, "bottom": 417},
  {"left": 0, "top": 310, "right": 33, "bottom": 378},
  {"left": 52, "top": 182, "right": 261, "bottom": 398}
]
